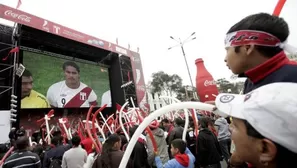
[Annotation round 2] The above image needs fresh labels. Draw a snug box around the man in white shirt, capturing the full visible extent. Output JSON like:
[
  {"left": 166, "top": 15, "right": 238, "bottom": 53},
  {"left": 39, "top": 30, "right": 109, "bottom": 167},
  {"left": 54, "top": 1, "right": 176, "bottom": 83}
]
[
  {"left": 62, "top": 136, "right": 87, "bottom": 168},
  {"left": 46, "top": 61, "right": 98, "bottom": 108},
  {"left": 100, "top": 90, "right": 112, "bottom": 107}
]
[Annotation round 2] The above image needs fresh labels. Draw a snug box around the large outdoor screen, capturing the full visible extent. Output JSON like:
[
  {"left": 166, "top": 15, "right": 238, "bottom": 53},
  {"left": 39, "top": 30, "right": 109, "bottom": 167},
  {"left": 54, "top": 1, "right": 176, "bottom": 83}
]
[{"left": 21, "top": 50, "right": 111, "bottom": 108}]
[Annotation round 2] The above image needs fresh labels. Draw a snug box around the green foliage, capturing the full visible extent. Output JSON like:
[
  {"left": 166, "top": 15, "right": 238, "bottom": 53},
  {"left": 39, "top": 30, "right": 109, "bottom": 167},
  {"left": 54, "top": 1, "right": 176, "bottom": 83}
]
[
  {"left": 150, "top": 71, "right": 183, "bottom": 95},
  {"left": 216, "top": 78, "right": 244, "bottom": 94}
]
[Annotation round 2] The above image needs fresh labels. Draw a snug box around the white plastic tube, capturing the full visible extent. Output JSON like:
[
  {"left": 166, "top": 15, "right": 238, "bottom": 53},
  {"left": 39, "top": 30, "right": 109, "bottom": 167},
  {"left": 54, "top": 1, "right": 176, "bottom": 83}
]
[
  {"left": 119, "top": 102, "right": 214, "bottom": 168},
  {"left": 119, "top": 101, "right": 131, "bottom": 142},
  {"left": 45, "top": 115, "right": 51, "bottom": 144}
]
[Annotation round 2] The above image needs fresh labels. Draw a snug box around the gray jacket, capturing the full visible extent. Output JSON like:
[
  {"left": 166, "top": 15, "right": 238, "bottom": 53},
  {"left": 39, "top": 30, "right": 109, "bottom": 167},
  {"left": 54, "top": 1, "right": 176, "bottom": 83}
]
[
  {"left": 214, "top": 117, "right": 231, "bottom": 141},
  {"left": 146, "top": 128, "right": 169, "bottom": 166}
]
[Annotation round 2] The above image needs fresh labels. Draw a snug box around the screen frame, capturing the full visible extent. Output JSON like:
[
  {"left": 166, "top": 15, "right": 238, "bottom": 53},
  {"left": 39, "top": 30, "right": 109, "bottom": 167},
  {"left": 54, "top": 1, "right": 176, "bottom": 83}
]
[{"left": 19, "top": 47, "right": 113, "bottom": 109}]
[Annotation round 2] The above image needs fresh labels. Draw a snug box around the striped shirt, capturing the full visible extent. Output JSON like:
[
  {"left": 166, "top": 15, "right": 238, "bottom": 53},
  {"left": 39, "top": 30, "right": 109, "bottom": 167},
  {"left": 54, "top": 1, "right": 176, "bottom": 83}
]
[{"left": 3, "top": 150, "right": 41, "bottom": 168}]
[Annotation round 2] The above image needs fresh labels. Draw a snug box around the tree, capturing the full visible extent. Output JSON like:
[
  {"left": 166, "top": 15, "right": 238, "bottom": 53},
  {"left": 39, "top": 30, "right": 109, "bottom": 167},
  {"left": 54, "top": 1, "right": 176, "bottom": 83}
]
[
  {"left": 150, "top": 71, "right": 183, "bottom": 97},
  {"left": 216, "top": 78, "right": 244, "bottom": 94},
  {"left": 176, "top": 85, "right": 197, "bottom": 101}
]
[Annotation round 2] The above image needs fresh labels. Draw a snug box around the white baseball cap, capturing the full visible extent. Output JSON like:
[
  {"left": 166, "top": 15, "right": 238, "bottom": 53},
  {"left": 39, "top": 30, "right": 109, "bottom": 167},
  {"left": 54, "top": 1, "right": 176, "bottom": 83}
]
[{"left": 214, "top": 82, "right": 297, "bottom": 153}]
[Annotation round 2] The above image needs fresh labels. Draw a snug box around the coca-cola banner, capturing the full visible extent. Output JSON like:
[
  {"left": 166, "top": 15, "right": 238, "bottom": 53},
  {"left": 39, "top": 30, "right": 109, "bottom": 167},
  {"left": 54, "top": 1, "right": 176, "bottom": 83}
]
[
  {"left": 130, "top": 53, "right": 149, "bottom": 111},
  {"left": 195, "top": 58, "right": 219, "bottom": 102},
  {"left": 0, "top": 4, "right": 135, "bottom": 58}
]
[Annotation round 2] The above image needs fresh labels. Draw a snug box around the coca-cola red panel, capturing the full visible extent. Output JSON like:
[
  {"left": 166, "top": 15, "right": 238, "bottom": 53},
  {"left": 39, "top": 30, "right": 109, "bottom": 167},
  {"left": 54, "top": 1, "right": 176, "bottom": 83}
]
[
  {"left": 0, "top": 4, "right": 136, "bottom": 58},
  {"left": 195, "top": 58, "right": 219, "bottom": 102},
  {"left": 130, "top": 53, "right": 149, "bottom": 111}
]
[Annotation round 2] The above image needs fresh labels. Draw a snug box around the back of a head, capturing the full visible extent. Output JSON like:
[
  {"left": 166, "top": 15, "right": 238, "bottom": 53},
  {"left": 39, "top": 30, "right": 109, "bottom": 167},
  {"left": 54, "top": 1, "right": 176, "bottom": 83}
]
[
  {"left": 174, "top": 118, "right": 184, "bottom": 127},
  {"left": 129, "top": 125, "right": 138, "bottom": 137},
  {"left": 101, "top": 134, "right": 121, "bottom": 167},
  {"left": 161, "top": 118, "right": 169, "bottom": 124},
  {"left": 71, "top": 135, "right": 81, "bottom": 147},
  {"left": 227, "top": 13, "right": 289, "bottom": 57},
  {"left": 199, "top": 116, "right": 210, "bottom": 129},
  {"left": 171, "top": 139, "right": 187, "bottom": 154},
  {"left": 105, "top": 134, "right": 121, "bottom": 145},
  {"left": 51, "top": 136, "right": 59, "bottom": 146},
  {"left": 16, "top": 136, "right": 29, "bottom": 150}
]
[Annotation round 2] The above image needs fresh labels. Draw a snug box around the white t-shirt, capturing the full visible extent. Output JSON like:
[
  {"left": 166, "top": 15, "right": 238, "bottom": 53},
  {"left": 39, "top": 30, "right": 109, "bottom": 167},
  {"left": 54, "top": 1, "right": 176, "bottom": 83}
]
[
  {"left": 46, "top": 81, "right": 97, "bottom": 108},
  {"left": 100, "top": 90, "right": 112, "bottom": 107}
]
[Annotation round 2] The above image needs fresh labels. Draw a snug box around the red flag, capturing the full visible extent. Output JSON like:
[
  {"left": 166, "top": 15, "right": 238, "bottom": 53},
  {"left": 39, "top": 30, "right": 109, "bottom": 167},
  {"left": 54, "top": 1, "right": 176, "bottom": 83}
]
[
  {"left": 16, "top": 0, "right": 22, "bottom": 9},
  {"left": 116, "top": 38, "right": 118, "bottom": 45},
  {"left": 2, "top": 47, "right": 19, "bottom": 61}
]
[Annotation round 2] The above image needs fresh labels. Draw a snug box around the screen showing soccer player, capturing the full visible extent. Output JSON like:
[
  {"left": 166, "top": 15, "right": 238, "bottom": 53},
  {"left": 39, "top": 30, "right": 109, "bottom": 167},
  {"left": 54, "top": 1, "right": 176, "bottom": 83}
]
[{"left": 22, "top": 51, "right": 111, "bottom": 108}]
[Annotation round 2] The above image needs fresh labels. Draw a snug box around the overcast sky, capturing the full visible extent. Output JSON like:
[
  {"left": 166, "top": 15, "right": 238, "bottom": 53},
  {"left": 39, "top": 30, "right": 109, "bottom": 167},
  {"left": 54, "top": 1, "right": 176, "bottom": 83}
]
[{"left": 1, "top": 0, "right": 297, "bottom": 85}]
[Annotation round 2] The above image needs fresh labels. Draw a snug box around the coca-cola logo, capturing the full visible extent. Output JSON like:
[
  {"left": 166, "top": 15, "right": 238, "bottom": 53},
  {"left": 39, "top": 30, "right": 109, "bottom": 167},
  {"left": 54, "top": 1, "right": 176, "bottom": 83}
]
[
  {"left": 204, "top": 80, "right": 216, "bottom": 87},
  {"left": 4, "top": 10, "right": 31, "bottom": 23}
]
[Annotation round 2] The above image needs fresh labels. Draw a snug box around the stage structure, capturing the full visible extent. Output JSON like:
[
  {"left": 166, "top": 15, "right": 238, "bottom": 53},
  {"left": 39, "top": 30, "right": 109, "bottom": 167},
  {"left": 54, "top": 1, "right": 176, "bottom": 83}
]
[{"left": 0, "top": 4, "right": 149, "bottom": 130}]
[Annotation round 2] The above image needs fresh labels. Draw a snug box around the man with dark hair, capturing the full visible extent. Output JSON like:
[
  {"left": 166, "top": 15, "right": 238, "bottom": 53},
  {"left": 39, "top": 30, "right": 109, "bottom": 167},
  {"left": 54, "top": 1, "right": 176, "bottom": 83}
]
[
  {"left": 21, "top": 69, "right": 50, "bottom": 108},
  {"left": 61, "top": 136, "right": 87, "bottom": 168},
  {"left": 224, "top": 13, "right": 297, "bottom": 93},
  {"left": 223, "top": 13, "right": 297, "bottom": 167},
  {"left": 128, "top": 125, "right": 150, "bottom": 168},
  {"left": 46, "top": 61, "right": 98, "bottom": 108},
  {"left": 196, "top": 117, "right": 222, "bottom": 168},
  {"left": 3, "top": 136, "right": 41, "bottom": 168},
  {"left": 155, "top": 139, "right": 195, "bottom": 168},
  {"left": 43, "top": 136, "right": 69, "bottom": 168}
]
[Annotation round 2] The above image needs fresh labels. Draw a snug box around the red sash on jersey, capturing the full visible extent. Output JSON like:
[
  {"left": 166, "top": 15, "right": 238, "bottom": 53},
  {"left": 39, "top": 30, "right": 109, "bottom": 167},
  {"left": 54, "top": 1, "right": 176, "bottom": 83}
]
[{"left": 64, "top": 87, "right": 92, "bottom": 107}]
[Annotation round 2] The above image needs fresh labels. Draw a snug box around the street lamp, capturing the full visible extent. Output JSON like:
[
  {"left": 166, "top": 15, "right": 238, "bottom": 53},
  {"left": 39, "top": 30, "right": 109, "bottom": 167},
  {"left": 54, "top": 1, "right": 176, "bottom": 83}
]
[{"left": 168, "top": 32, "right": 196, "bottom": 90}]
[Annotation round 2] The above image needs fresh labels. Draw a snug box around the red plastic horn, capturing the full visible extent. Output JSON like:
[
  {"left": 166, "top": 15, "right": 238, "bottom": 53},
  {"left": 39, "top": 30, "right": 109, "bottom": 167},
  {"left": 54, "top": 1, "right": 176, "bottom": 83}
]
[{"left": 273, "top": 0, "right": 286, "bottom": 16}]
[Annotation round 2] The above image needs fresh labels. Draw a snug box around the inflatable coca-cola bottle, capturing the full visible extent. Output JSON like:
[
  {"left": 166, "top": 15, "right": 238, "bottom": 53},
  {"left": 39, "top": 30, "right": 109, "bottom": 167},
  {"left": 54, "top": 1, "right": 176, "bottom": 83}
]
[{"left": 195, "top": 58, "right": 219, "bottom": 103}]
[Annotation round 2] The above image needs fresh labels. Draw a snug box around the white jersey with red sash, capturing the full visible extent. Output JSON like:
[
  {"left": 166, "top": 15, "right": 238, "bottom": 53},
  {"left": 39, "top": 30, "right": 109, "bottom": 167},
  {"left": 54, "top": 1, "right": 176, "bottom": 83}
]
[{"left": 46, "top": 81, "right": 97, "bottom": 108}]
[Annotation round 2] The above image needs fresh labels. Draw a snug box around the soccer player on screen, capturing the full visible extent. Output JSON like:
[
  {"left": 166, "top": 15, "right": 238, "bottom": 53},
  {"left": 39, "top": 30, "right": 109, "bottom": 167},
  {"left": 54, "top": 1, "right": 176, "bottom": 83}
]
[
  {"left": 21, "top": 69, "right": 50, "bottom": 108},
  {"left": 46, "top": 61, "right": 98, "bottom": 108}
]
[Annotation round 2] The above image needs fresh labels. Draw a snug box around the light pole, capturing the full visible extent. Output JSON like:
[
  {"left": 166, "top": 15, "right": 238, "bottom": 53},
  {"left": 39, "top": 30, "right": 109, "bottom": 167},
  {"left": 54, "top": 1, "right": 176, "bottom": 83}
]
[{"left": 168, "top": 32, "right": 196, "bottom": 92}]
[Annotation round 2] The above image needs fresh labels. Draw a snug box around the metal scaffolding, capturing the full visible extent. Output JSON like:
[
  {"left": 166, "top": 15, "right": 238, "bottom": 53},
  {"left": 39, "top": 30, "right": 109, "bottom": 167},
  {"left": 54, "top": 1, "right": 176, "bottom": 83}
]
[{"left": 0, "top": 23, "right": 20, "bottom": 123}]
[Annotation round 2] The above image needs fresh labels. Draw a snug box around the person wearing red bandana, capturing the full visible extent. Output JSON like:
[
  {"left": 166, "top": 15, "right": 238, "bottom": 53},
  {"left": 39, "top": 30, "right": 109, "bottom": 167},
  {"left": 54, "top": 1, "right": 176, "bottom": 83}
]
[
  {"left": 223, "top": 13, "right": 297, "bottom": 167},
  {"left": 155, "top": 139, "right": 195, "bottom": 168}
]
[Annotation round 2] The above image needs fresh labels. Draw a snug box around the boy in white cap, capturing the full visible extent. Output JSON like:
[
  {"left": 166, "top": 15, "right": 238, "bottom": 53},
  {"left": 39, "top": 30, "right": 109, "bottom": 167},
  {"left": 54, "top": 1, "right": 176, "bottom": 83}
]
[{"left": 214, "top": 82, "right": 297, "bottom": 168}]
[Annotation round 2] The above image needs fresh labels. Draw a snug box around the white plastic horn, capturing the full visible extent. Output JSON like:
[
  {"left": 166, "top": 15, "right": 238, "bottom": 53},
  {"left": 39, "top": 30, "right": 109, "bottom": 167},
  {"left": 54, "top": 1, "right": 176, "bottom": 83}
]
[
  {"left": 119, "top": 101, "right": 132, "bottom": 142},
  {"left": 59, "top": 118, "right": 70, "bottom": 140},
  {"left": 82, "top": 120, "right": 106, "bottom": 141},
  {"left": 119, "top": 102, "right": 214, "bottom": 168}
]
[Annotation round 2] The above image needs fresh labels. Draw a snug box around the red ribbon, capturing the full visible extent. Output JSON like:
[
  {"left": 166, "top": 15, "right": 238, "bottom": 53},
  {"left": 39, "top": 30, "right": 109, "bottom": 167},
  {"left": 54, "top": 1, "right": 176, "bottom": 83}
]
[{"left": 2, "top": 47, "right": 19, "bottom": 61}]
